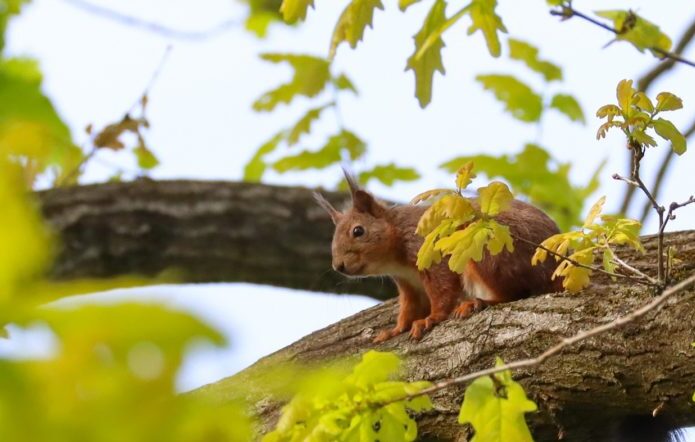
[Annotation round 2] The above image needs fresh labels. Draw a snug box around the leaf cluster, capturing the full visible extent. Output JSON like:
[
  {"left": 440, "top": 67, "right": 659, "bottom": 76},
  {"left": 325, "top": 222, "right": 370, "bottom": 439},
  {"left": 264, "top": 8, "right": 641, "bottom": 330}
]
[
  {"left": 263, "top": 351, "right": 433, "bottom": 442},
  {"left": 531, "top": 196, "right": 644, "bottom": 292},
  {"left": 414, "top": 162, "right": 514, "bottom": 273},
  {"left": 596, "top": 79, "right": 686, "bottom": 155}
]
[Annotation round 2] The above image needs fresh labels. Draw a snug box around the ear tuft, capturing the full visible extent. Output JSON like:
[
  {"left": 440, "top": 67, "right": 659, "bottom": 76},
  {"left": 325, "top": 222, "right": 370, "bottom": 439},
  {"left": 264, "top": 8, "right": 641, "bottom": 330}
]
[
  {"left": 342, "top": 167, "right": 360, "bottom": 195},
  {"left": 313, "top": 192, "right": 342, "bottom": 224},
  {"left": 353, "top": 189, "right": 386, "bottom": 217}
]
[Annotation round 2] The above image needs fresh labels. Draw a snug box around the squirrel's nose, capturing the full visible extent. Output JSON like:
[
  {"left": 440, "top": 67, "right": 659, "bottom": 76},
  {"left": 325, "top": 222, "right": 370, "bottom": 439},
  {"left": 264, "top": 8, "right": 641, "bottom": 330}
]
[{"left": 333, "top": 262, "right": 346, "bottom": 274}]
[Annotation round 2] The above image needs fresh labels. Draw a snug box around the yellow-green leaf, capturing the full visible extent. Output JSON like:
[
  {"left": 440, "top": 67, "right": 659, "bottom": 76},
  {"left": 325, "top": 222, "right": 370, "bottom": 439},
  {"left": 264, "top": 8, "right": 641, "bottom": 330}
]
[
  {"left": 253, "top": 53, "right": 330, "bottom": 112},
  {"left": 550, "top": 93, "right": 585, "bottom": 124},
  {"left": 287, "top": 104, "right": 329, "bottom": 146},
  {"left": 330, "top": 0, "right": 384, "bottom": 58},
  {"left": 595, "top": 10, "right": 672, "bottom": 56},
  {"left": 458, "top": 358, "right": 537, "bottom": 442},
  {"left": 615, "top": 79, "right": 635, "bottom": 114},
  {"left": 399, "top": 0, "right": 421, "bottom": 11},
  {"left": 583, "top": 195, "right": 605, "bottom": 227},
  {"left": 655, "top": 92, "right": 683, "bottom": 112},
  {"left": 416, "top": 194, "right": 474, "bottom": 236},
  {"left": 134, "top": 144, "right": 159, "bottom": 170},
  {"left": 243, "top": 132, "right": 285, "bottom": 181},
  {"left": 651, "top": 118, "right": 686, "bottom": 155},
  {"left": 273, "top": 130, "right": 365, "bottom": 172},
  {"left": 633, "top": 91, "right": 654, "bottom": 113},
  {"left": 406, "top": 0, "right": 447, "bottom": 108},
  {"left": 508, "top": 38, "right": 562, "bottom": 82},
  {"left": 478, "top": 181, "right": 513, "bottom": 216},
  {"left": 455, "top": 160, "right": 476, "bottom": 191},
  {"left": 467, "top": 0, "right": 507, "bottom": 58},
  {"left": 552, "top": 248, "right": 594, "bottom": 292},
  {"left": 358, "top": 163, "right": 420, "bottom": 187},
  {"left": 487, "top": 220, "right": 514, "bottom": 255},
  {"left": 476, "top": 74, "right": 543, "bottom": 122},
  {"left": 436, "top": 220, "right": 490, "bottom": 272},
  {"left": 279, "top": 0, "right": 314, "bottom": 23},
  {"left": 410, "top": 188, "right": 456, "bottom": 205}
]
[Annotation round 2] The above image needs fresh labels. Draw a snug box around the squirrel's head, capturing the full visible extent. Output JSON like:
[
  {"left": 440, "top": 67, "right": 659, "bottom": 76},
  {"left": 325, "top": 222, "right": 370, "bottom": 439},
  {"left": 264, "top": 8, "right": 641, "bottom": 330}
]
[{"left": 314, "top": 171, "right": 396, "bottom": 278}]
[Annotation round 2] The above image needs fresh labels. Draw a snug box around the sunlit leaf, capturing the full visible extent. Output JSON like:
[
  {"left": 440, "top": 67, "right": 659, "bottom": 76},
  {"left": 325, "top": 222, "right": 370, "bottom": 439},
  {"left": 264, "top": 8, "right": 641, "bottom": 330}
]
[
  {"left": 287, "top": 104, "right": 330, "bottom": 146},
  {"left": 436, "top": 220, "right": 491, "bottom": 272},
  {"left": 550, "top": 93, "right": 585, "bottom": 124},
  {"left": 455, "top": 160, "right": 476, "bottom": 191},
  {"left": 243, "top": 132, "right": 285, "bottom": 181},
  {"left": 134, "top": 144, "right": 159, "bottom": 170},
  {"left": 655, "top": 92, "right": 683, "bottom": 112},
  {"left": 478, "top": 181, "right": 513, "bottom": 216},
  {"left": 330, "top": 0, "right": 384, "bottom": 58},
  {"left": 253, "top": 53, "right": 330, "bottom": 112},
  {"left": 651, "top": 118, "right": 686, "bottom": 155},
  {"left": 508, "top": 38, "right": 561, "bottom": 82},
  {"left": 583, "top": 196, "right": 605, "bottom": 227},
  {"left": 399, "top": 0, "right": 421, "bottom": 11},
  {"left": 406, "top": 0, "right": 447, "bottom": 108},
  {"left": 333, "top": 73, "right": 358, "bottom": 94},
  {"left": 476, "top": 74, "right": 543, "bottom": 122},
  {"left": 416, "top": 194, "right": 474, "bottom": 236},
  {"left": 458, "top": 358, "right": 537, "bottom": 442}
]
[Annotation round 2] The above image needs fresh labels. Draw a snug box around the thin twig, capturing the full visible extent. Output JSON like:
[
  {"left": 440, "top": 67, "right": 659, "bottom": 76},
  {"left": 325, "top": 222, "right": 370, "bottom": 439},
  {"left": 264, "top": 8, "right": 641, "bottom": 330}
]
[
  {"left": 610, "top": 254, "right": 658, "bottom": 285},
  {"left": 638, "top": 17, "right": 695, "bottom": 92},
  {"left": 639, "top": 118, "right": 695, "bottom": 223},
  {"left": 60, "top": 0, "right": 242, "bottom": 41},
  {"left": 550, "top": 6, "right": 695, "bottom": 69},
  {"left": 381, "top": 272, "right": 695, "bottom": 406},
  {"left": 512, "top": 235, "right": 656, "bottom": 286}
]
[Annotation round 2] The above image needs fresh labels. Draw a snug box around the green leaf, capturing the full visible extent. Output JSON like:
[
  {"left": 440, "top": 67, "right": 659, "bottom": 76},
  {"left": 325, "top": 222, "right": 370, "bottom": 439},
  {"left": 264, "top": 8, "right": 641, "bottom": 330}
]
[
  {"left": 0, "top": 57, "right": 81, "bottom": 185},
  {"left": 253, "top": 53, "right": 331, "bottom": 112},
  {"left": 347, "top": 350, "right": 400, "bottom": 388},
  {"left": 287, "top": 104, "right": 330, "bottom": 146},
  {"left": 508, "top": 38, "right": 562, "bottom": 82},
  {"left": 358, "top": 163, "right": 420, "bottom": 187},
  {"left": 478, "top": 181, "right": 513, "bottom": 216},
  {"left": 436, "top": 220, "right": 492, "bottom": 272},
  {"left": 406, "top": 0, "right": 447, "bottom": 108},
  {"left": 651, "top": 118, "right": 686, "bottom": 155},
  {"left": 595, "top": 10, "right": 672, "bottom": 56},
  {"left": 273, "top": 130, "right": 365, "bottom": 172},
  {"left": 279, "top": 0, "right": 314, "bottom": 23},
  {"left": 458, "top": 358, "right": 537, "bottom": 442},
  {"left": 476, "top": 74, "right": 543, "bottom": 122},
  {"left": 243, "top": 132, "right": 285, "bottom": 181},
  {"left": 399, "top": 0, "right": 421, "bottom": 11},
  {"left": 244, "top": 12, "right": 277, "bottom": 38},
  {"left": 550, "top": 93, "right": 585, "bottom": 124},
  {"left": 655, "top": 92, "right": 683, "bottom": 112},
  {"left": 134, "top": 143, "right": 159, "bottom": 170},
  {"left": 467, "top": 0, "right": 507, "bottom": 58},
  {"left": 0, "top": 0, "right": 30, "bottom": 53},
  {"left": 329, "top": 0, "right": 384, "bottom": 59},
  {"left": 333, "top": 73, "right": 358, "bottom": 94}
]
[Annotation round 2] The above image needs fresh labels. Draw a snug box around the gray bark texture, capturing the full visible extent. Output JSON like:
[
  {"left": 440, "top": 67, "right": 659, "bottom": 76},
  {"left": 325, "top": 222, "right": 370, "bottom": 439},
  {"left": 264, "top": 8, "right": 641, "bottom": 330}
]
[{"left": 38, "top": 180, "right": 695, "bottom": 441}]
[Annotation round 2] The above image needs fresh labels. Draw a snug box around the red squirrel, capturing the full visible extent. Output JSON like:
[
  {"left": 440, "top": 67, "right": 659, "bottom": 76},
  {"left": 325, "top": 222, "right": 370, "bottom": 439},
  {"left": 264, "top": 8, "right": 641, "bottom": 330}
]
[{"left": 315, "top": 172, "right": 562, "bottom": 343}]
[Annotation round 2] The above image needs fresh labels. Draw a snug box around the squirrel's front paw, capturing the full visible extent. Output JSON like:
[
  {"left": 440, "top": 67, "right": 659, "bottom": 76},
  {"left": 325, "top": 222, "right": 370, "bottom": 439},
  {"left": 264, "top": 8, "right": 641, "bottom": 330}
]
[
  {"left": 452, "top": 299, "right": 487, "bottom": 319},
  {"left": 373, "top": 326, "right": 407, "bottom": 343},
  {"left": 409, "top": 316, "right": 442, "bottom": 340}
]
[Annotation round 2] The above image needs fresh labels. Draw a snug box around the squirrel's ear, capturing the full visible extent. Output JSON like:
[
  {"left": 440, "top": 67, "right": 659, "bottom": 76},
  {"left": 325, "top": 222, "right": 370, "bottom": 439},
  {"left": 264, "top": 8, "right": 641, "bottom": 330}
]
[
  {"left": 313, "top": 192, "right": 342, "bottom": 224},
  {"left": 353, "top": 190, "right": 386, "bottom": 217},
  {"left": 343, "top": 167, "right": 360, "bottom": 195}
]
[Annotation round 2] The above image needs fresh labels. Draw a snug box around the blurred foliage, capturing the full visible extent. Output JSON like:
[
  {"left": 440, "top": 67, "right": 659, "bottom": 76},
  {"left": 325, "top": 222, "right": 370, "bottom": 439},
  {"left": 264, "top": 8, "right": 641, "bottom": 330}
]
[
  {"left": 441, "top": 144, "right": 602, "bottom": 230},
  {"left": 458, "top": 358, "right": 537, "bottom": 442},
  {"left": 595, "top": 10, "right": 672, "bottom": 56},
  {"left": 263, "top": 351, "right": 433, "bottom": 442}
]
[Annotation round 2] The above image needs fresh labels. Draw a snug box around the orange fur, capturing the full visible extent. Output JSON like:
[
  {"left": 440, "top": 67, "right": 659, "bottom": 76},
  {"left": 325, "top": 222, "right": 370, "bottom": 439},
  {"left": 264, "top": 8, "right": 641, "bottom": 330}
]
[{"left": 315, "top": 175, "right": 561, "bottom": 342}]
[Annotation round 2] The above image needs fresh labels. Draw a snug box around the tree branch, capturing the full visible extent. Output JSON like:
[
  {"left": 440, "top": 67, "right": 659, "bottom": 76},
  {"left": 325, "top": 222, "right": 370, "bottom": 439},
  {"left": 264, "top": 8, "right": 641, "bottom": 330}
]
[{"left": 59, "top": 0, "right": 242, "bottom": 41}]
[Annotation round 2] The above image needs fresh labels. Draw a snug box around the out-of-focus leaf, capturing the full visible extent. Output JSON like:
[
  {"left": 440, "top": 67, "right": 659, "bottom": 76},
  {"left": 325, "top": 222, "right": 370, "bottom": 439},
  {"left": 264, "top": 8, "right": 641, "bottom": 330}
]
[
  {"left": 243, "top": 132, "right": 285, "bottom": 181},
  {"left": 358, "top": 163, "right": 420, "bottom": 187},
  {"left": 279, "top": 0, "right": 314, "bottom": 23},
  {"left": 508, "top": 38, "right": 561, "bottom": 81},
  {"left": 467, "top": 0, "right": 507, "bottom": 57},
  {"left": 406, "top": 0, "right": 447, "bottom": 108},
  {"left": 329, "top": 0, "right": 384, "bottom": 58},
  {"left": 458, "top": 358, "right": 537, "bottom": 442},
  {"left": 595, "top": 10, "right": 672, "bottom": 56},
  {"left": 399, "top": 0, "right": 421, "bottom": 11},
  {"left": 550, "top": 93, "right": 585, "bottom": 124},
  {"left": 655, "top": 92, "right": 683, "bottom": 112},
  {"left": 134, "top": 144, "right": 159, "bottom": 170},
  {"left": 0, "top": 57, "right": 81, "bottom": 185},
  {"left": 273, "top": 130, "right": 365, "bottom": 172},
  {"left": 583, "top": 195, "right": 606, "bottom": 227},
  {"left": 476, "top": 74, "right": 543, "bottom": 122},
  {"left": 333, "top": 73, "right": 358, "bottom": 94},
  {"left": 287, "top": 104, "right": 330, "bottom": 146},
  {"left": 0, "top": 0, "right": 30, "bottom": 53},
  {"left": 253, "top": 53, "right": 330, "bottom": 112}
]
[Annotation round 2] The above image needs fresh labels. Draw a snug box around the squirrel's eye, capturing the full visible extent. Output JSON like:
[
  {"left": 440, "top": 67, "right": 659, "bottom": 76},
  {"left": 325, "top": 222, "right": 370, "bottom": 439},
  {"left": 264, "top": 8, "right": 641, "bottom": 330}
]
[{"left": 352, "top": 226, "right": 365, "bottom": 238}]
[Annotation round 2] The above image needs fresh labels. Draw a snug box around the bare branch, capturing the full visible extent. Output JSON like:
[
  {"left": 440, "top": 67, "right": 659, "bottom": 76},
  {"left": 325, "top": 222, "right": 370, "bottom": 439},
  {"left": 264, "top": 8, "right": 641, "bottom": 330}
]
[
  {"left": 638, "top": 17, "right": 695, "bottom": 92},
  {"left": 60, "top": 0, "right": 242, "bottom": 41},
  {"left": 549, "top": 6, "right": 695, "bottom": 69}
]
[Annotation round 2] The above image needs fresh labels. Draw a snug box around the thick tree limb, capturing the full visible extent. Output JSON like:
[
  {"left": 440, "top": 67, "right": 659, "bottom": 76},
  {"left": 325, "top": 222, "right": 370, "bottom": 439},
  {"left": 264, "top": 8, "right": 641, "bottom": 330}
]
[
  {"left": 191, "top": 231, "right": 695, "bottom": 442},
  {"left": 38, "top": 180, "right": 396, "bottom": 300}
]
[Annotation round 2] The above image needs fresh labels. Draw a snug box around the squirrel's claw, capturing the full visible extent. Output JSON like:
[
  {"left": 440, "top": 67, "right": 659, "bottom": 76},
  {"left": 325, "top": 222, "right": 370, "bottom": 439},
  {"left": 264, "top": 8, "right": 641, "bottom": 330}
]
[
  {"left": 373, "top": 326, "right": 408, "bottom": 343},
  {"left": 452, "top": 298, "right": 489, "bottom": 319}
]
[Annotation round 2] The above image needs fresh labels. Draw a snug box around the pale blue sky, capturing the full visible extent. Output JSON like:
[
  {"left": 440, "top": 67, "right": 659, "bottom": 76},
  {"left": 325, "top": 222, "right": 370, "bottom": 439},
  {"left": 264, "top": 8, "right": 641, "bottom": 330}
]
[{"left": 3, "top": 2, "right": 695, "bottom": 427}]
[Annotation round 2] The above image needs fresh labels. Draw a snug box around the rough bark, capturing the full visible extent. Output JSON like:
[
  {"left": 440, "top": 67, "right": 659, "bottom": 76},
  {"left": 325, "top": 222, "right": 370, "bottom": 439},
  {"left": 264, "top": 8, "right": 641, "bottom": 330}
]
[
  {"left": 191, "top": 232, "right": 695, "bottom": 442},
  {"left": 39, "top": 180, "right": 695, "bottom": 441},
  {"left": 38, "top": 179, "right": 395, "bottom": 299}
]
